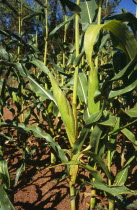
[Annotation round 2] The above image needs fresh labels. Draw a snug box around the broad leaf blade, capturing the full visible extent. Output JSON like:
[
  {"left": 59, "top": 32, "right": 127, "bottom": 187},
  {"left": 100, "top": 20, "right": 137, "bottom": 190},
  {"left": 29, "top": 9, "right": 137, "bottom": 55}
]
[
  {"left": 84, "top": 180, "right": 136, "bottom": 196},
  {"left": 0, "top": 185, "right": 15, "bottom": 210},
  {"left": 0, "top": 159, "right": 10, "bottom": 189},
  {"left": 48, "top": 73, "right": 75, "bottom": 147},
  {"left": 125, "top": 106, "right": 137, "bottom": 117}
]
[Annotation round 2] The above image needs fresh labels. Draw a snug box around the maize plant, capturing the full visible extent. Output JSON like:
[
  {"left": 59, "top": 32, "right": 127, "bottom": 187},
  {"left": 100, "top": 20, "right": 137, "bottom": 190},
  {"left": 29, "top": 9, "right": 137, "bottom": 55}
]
[{"left": 0, "top": 0, "right": 137, "bottom": 209}]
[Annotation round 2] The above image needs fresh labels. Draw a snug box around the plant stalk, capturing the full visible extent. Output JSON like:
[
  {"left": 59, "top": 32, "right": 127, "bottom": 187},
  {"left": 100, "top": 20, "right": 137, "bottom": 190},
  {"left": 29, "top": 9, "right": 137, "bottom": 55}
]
[
  {"left": 63, "top": 15, "right": 67, "bottom": 68},
  {"left": 107, "top": 136, "right": 114, "bottom": 210},
  {"left": 72, "top": 0, "right": 80, "bottom": 139},
  {"left": 97, "top": 0, "right": 102, "bottom": 25},
  {"left": 18, "top": 0, "right": 22, "bottom": 57},
  {"left": 70, "top": 180, "right": 76, "bottom": 210},
  {"left": 44, "top": 0, "right": 48, "bottom": 65},
  {"left": 90, "top": 3, "right": 103, "bottom": 208}
]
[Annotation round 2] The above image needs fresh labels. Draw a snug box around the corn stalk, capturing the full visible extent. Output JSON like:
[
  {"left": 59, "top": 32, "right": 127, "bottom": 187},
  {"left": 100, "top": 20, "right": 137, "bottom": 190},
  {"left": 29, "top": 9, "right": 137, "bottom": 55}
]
[{"left": 44, "top": 0, "right": 48, "bottom": 65}]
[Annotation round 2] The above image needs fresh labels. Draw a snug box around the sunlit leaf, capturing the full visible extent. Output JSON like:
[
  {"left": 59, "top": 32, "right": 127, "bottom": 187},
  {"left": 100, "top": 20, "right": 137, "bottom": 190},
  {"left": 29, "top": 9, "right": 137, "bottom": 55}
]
[
  {"left": 0, "top": 47, "right": 9, "bottom": 60},
  {"left": 26, "top": 126, "right": 68, "bottom": 163},
  {"left": 125, "top": 106, "right": 137, "bottom": 117},
  {"left": 85, "top": 111, "right": 102, "bottom": 125},
  {"left": 98, "top": 116, "right": 116, "bottom": 127},
  {"left": 14, "top": 163, "right": 24, "bottom": 185},
  {"left": 83, "top": 151, "right": 112, "bottom": 179},
  {"left": 48, "top": 73, "right": 75, "bottom": 147},
  {"left": 0, "top": 185, "right": 15, "bottom": 210},
  {"left": 90, "top": 125, "right": 102, "bottom": 152},
  {"left": 72, "top": 127, "right": 89, "bottom": 154},
  {"left": 109, "top": 79, "right": 137, "bottom": 98},
  {"left": 84, "top": 181, "right": 136, "bottom": 196},
  {"left": 121, "top": 128, "right": 137, "bottom": 148},
  {"left": 77, "top": 72, "right": 88, "bottom": 104},
  {"left": 0, "top": 159, "right": 10, "bottom": 189}
]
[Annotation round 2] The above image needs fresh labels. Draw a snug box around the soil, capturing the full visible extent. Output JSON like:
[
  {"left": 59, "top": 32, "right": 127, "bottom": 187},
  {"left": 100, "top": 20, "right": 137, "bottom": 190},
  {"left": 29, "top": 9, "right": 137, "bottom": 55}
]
[
  {"left": 1, "top": 106, "right": 137, "bottom": 210},
  {"left": 5, "top": 145, "right": 92, "bottom": 210}
]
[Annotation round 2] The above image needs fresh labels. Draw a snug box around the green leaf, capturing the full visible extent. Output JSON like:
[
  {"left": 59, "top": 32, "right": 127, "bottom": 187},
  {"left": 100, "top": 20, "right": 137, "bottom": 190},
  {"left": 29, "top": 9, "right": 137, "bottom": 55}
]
[
  {"left": 0, "top": 47, "right": 9, "bottom": 60},
  {"left": 90, "top": 125, "right": 102, "bottom": 153},
  {"left": 111, "top": 54, "right": 137, "bottom": 81},
  {"left": 132, "top": 0, "right": 137, "bottom": 4},
  {"left": 109, "top": 79, "right": 137, "bottom": 98},
  {"left": 109, "top": 117, "right": 120, "bottom": 134},
  {"left": 111, "top": 12, "right": 136, "bottom": 22},
  {"left": 0, "top": 159, "right": 10, "bottom": 189},
  {"left": 50, "top": 15, "right": 74, "bottom": 36},
  {"left": 121, "top": 128, "right": 137, "bottom": 147},
  {"left": 34, "top": 0, "right": 46, "bottom": 7},
  {"left": 48, "top": 73, "right": 75, "bottom": 147},
  {"left": 84, "top": 20, "right": 137, "bottom": 69},
  {"left": 85, "top": 111, "right": 102, "bottom": 125},
  {"left": 50, "top": 62, "right": 64, "bottom": 73},
  {"left": 125, "top": 106, "right": 137, "bottom": 117},
  {"left": 80, "top": 0, "right": 98, "bottom": 29},
  {"left": 84, "top": 180, "right": 136, "bottom": 196},
  {"left": 60, "top": 0, "right": 81, "bottom": 14},
  {"left": 46, "top": 160, "right": 103, "bottom": 181},
  {"left": 15, "top": 62, "right": 56, "bottom": 104},
  {"left": 22, "top": 12, "right": 44, "bottom": 21},
  {"left": 26, "top": 126, "right": 68, "bottom": 164},
  {"left": 114, "top": 167, "right": 129, "bottom": 186},
  {"left": 73, "top": 51, "right": 85, "bottom": 66},
  {"left": 77, "top": 72, "right": 88, "bottom": 104},
  {"left": 83, "top": 151, "right": 112, "bottom": 180},
  {"left": 28, "top": 75, "right": 56, "bottom": 103},
  {"left": 1, "top": 0, "right": 18, "bottom": 16},
  {"left": 0, "top": 185, "right": 15, "bottom": 210},
  {"left": 115, "top": 151, "right": 137, "bottom": 185},
  {"left": 14, "top": 163, "right": 24, "bottom": 185},
  {"left": 30, "top": 59, "right": 49, "bottom": 75},
  {"left": 84, "top": 20, "right": 137, "bottom": 113},
  {"left": 98, "top": 116, "right": 116, "bottom": 127},
  {"left": 80, "top": 163, "right": 103, "bottom": 181},
  {"left": 72, "top": 127, "right": 89, "bottom": 154}
]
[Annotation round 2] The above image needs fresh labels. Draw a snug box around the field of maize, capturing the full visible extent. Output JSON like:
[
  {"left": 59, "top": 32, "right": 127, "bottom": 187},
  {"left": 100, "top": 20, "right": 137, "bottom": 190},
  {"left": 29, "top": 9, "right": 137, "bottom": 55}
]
[{"left": 0, "top": 0, "right": 137, "bottom": 209}]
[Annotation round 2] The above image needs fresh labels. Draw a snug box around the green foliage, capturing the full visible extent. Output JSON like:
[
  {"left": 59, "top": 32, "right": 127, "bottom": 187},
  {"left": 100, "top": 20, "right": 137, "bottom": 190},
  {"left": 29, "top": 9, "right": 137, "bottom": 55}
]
[{"left": 0, "top": 0, "right": 137, "bottom": 209}]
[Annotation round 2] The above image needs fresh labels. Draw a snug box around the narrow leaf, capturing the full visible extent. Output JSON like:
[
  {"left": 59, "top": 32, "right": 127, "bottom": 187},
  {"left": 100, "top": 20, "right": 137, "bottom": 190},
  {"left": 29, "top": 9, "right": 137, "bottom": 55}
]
[
  {"left": 77, "top": 72, "right": 88, "bottom": 104},
  {"left": 83, "top": 151, "right": 112, "bottom": 180},
  {"left": 111, "top": 54, "right": 137, "bottom": 81},
  {"left": 72, "top": 127, "right": 89, "bottom": 154},
  {"left": 50, "top": 15, "right": 74, "bottom": 36},
  {"left": 14, "top": 163, "right": 24, "bottom": 185},
  {"left": 121, "top": 128, "right": 137, "bottom": 147},
  {"left": 26, "top": 126, "right": 68, "bottom": 163},
  {"left": 109, "top": 79, "right": 137, "bottom": 98}
]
